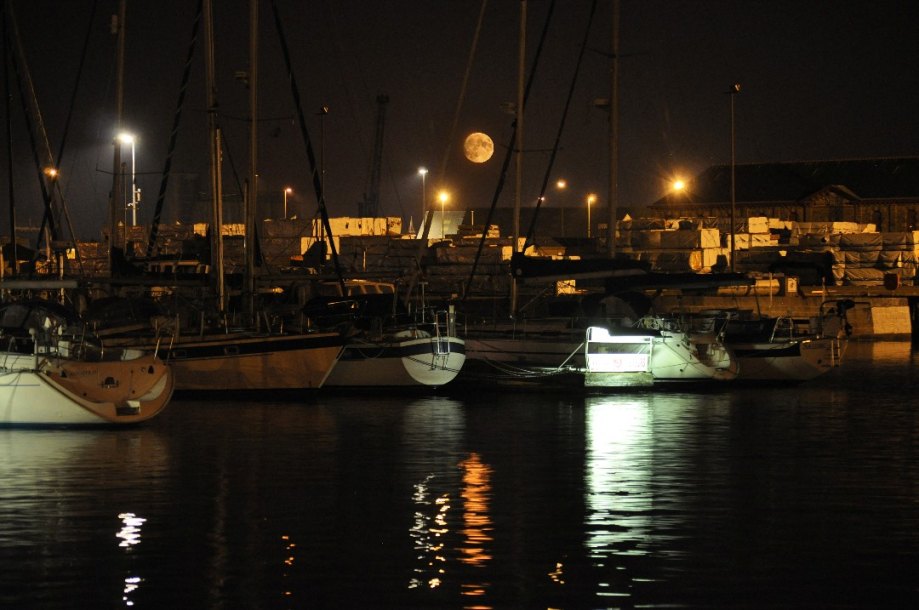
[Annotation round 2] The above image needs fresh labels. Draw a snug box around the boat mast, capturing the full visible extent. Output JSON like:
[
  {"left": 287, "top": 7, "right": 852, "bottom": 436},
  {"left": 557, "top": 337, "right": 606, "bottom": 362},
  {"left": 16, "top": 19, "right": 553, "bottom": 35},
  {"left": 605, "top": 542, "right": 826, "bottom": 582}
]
[
  {"left": 511, "top": 0, "right": 526, "bottom": 316},
  {"left": 2, "top": 4, "right": 17, "bottom": 274},
  {"left": 245, "top": 0, "right": 258, "bottom": 325},
  {"left": 203, "top": 0, "right": 225, "bottom": 314},
  {"left": 607, "top": 0, "right": 619, "bottom": 257},
  {"left": 109, "top": 0, "right": 126, "bottom": 272}
]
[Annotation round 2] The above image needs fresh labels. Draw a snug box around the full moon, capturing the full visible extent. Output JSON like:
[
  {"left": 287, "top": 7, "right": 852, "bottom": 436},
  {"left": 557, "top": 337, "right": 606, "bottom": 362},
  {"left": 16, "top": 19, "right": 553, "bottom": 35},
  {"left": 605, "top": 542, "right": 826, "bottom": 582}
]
[{"left": 463, "top": 132, "right": 494, "bottom": 163}]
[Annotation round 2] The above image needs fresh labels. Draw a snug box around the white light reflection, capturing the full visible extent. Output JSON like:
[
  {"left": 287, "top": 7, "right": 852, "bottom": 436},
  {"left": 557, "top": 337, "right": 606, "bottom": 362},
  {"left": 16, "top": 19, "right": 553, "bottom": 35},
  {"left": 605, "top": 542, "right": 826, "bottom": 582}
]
[
  {"left": 408, "top": 474, "right": 451, "bottom": 590},
  {"left": 117, "top": 513, "right": 146, "bottom": 606},
  {"left": 585, "top": 396, "right": 653, "bottom": 571},
  {"left": 407, "top": 453, "right": 495, "bottom": 602},
  {"left": 117, "top": 512, "right": 146, "bottom": 547}
]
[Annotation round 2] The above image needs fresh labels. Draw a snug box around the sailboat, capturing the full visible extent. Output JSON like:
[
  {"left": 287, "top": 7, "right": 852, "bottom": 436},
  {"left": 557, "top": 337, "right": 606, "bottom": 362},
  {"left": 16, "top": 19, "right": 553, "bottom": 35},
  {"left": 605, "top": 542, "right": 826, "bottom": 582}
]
[
  {"left": 84, "top": 0, "right": 344, "bottom": 393},
  {"left": 584, "top": 316, "right": 738, "bottom": 388},
  {"left": 688, "top": 306, "right": 848, "bottom": 382},
  {"left": 0, "top": 300, "right": 174, "bottom": 426},
  {"left": 307, "top": 280, "right": 466, "bottom": 389}
]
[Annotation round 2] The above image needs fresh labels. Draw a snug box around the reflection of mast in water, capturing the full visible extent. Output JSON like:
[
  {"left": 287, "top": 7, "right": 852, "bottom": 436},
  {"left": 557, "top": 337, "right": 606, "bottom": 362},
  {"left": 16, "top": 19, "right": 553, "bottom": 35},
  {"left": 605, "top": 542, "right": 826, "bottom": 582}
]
[{"left": 457, "top": 453, "right": 493, "bottom": 601}]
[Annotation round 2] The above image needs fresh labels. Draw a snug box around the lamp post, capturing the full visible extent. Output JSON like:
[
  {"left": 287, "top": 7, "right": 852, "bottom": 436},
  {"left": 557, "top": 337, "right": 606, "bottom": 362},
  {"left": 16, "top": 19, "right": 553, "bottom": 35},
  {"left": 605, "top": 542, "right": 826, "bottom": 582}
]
[
  {"left": 556, "top": 179, "right": 566, "bottom": 236},
  {"left": 117, "top": 133, "right": 136, "bottom": 225},
  {"left": 726, "top": 83, "right": 740, "bottom": 272},
  {"left": 283, "top": 187, "right": 292, "bottom": 219},
  {"left": 587, "top": 194, "right": 597, "bottom": 238},
  {"left": 418, "top": 168, "right": 428, "bottom": 234},
  {"left": 317, "top": 106, "right": 329, "bottom": 250},
  {"left": 439, "top": 191, "right": 448, "bottom": 238}
]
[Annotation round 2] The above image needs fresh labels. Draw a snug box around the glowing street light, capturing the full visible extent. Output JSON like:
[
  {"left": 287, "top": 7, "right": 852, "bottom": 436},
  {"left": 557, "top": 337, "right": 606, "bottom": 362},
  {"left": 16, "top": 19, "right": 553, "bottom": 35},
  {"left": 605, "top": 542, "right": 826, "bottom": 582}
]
[
  {"left": 283, "top": 187, "right": 292, "bottom": 219},
  {"left": 117, "top": 133, "right": 138, "bottom": 226},
  {"left": 418, "top": 168, "right": 428, "bottom": 232},
  {"left": 587, "top": 194, "right": 597, "bottom": 238},
  {"left": 556, "top": 179, "right": 567, "bottom": 236},
  {"left": 438, "top": 191, "right": 449, "bottom": 238},
  {"left": 673, "top": 179, "right": 685, "bottom": 191}
]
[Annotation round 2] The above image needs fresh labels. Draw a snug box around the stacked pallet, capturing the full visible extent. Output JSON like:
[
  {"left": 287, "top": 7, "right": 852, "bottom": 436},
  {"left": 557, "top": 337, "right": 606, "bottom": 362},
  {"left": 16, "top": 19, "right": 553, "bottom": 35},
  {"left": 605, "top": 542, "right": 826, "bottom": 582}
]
[
  {"left": 425, "top": 241, "right": 512, "bottom": 296},
  {"left": 616, "top": 218, "right": 727, "bottom": 272},
  {"left": 795, "top": 230, "right": 919, "bottom": 286},
  {"left": 336, "top": 236, "right": 421, "bottom": 274},
  {"left": 326, "top": 217, "right": 402, "bottom": 237}
]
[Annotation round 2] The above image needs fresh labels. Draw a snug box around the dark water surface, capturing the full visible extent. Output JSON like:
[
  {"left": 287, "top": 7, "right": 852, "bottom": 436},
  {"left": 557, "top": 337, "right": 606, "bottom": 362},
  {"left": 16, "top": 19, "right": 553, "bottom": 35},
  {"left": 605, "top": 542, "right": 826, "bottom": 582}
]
[{"left": 2, "top": 342, "right": 919, "bottom": 609}]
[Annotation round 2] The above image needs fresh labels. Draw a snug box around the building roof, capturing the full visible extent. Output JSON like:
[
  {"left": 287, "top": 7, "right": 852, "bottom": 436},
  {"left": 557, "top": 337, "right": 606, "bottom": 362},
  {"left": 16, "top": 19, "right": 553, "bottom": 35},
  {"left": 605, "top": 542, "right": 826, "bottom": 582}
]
[{"left": 653, "top": 157, "right": 919, "bottom": 206}]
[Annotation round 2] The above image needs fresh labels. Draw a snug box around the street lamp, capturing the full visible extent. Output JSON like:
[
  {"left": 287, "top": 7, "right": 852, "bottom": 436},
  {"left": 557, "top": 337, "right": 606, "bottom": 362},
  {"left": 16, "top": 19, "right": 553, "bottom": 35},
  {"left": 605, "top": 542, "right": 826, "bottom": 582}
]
[
  {"left": 418, "top": 167, "right": 428, "bottom": 234},
  {"left": 283, "top": 187, "right": 292, "bottom": 219},
  {"left": 438, "top": 191, "right": 448, "bottom": 238},
  {"left": 726, "top": 83, "right": 740, "bottom": 272},
  {"left": 587, "top": 194, "right": 597, "bottom": 238},
  {"left": 117, "top": 133, "right": 137, "bottom": 225},
  {"left": 556, "top": 179, "right": 567, "bottom": 236}
]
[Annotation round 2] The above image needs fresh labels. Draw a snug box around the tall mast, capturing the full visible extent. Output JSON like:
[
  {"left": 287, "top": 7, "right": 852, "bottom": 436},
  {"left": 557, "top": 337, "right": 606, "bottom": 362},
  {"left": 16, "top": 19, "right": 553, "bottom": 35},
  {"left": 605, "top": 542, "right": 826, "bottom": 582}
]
[
  {"left": 245, "top": 0, "right": 258, "bottom": 324},
  {"left": 203, "top": 0, "right": 225, "bottom": 313},
  {"left": 607, "top": 0, "right": 619, "bottom": 256},
  {"left": 511, "top": 0, "right": 526, "bottom": 316},
  {"left": 3, "top": 3, "right": 17, "bottom": 273},
  {"left": 109, "top": 0, "right": 125, "bottom": 270}
]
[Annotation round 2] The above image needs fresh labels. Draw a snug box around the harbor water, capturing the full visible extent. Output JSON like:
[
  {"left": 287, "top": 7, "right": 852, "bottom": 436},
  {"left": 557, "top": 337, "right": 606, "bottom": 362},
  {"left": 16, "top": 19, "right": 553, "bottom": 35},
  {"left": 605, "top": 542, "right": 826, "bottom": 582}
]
[{"left": 2, "top": 341, "right": 918, "bottom": 609}]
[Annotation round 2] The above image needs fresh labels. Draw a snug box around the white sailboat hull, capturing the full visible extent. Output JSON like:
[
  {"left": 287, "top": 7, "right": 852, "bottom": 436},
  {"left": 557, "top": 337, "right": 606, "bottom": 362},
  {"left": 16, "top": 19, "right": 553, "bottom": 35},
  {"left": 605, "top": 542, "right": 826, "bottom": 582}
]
[
  {"left": 0, "top": 353, "right": 174, "bottom": 426},
  {"left": 585, "top": 326, "right": 739, "bottom": 387},
  {"left": 324, "top": 336, "right": 466, "bottom": 388}
]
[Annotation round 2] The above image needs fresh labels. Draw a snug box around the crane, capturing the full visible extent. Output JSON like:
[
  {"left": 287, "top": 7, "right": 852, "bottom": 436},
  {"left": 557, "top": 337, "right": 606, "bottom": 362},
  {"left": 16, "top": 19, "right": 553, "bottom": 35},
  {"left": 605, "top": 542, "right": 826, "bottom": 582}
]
[{"left": 358, "top": 94, "right": 389, "bottom": 218}]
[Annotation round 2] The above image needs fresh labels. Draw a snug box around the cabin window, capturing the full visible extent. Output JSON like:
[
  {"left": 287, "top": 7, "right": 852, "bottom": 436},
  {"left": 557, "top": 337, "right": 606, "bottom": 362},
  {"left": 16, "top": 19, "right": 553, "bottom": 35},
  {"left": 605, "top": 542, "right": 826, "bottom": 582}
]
[
  {"left": 872, "top": 209, "right": 883, "bottom": 231},
  {"left": 908, "top": 209, "right": 918, "bottom": 232}
]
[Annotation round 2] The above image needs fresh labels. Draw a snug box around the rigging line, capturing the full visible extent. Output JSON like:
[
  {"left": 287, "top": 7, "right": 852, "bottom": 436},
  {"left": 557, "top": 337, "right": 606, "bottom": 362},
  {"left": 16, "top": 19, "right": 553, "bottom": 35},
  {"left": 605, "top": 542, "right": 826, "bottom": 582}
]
[
  {"left": 269, "top": 0, "right": 346, "bottom": 295},
  {"left": 406, "top": 0, "right": 492, "bottom": 303},
  {"left": 54, "top": 0, "right": 97, "bottom": 175},
  {"left": 5, "top": 0, "right": 57, "bottom": 247},
  {"left": 37, "top": 0, "right": 100, "bottom": 277},
  {"left": 416, "top": 0, "right": 487, "bottom": 252},
  {"left": 462, "top": 0, "right": 557, "bottom": 301},
  {"left": 322, "top": 1, "right": 369, "bottom": 180},
  {"left": 146, "top": 0, "right": 203, "bottom": 258},
  {"left": 524, "top": 0, "right": 597, "bottom": 252}
]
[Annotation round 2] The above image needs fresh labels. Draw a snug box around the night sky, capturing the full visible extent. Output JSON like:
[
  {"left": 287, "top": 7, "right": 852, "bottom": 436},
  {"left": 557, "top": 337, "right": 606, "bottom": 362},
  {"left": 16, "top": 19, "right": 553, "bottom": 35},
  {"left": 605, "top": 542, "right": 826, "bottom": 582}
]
[{"left": 4, "top": 0, "right": 919, "bottom": 239}]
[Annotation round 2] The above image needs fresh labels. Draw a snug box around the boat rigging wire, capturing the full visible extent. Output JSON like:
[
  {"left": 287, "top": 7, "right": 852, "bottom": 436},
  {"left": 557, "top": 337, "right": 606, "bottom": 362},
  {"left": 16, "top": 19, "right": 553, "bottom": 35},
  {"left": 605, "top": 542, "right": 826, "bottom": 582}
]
[
  {"left": 407, "top": 0, "right": 489, "bottom": 303},
  {"left": 461, "top": 0, "right": 557, "bottom": 302},
  {"left": 524, "top": 0, "right": 598, "bottom": 252},
  {"left": 146, "top": 0, "right": 203, "bottom": 258},
  {"left": 3, "top": 1, "right": 86, "bottom": 258},
  {"left": 269, "top": 0, "right": 346, "bottom": 295}
]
